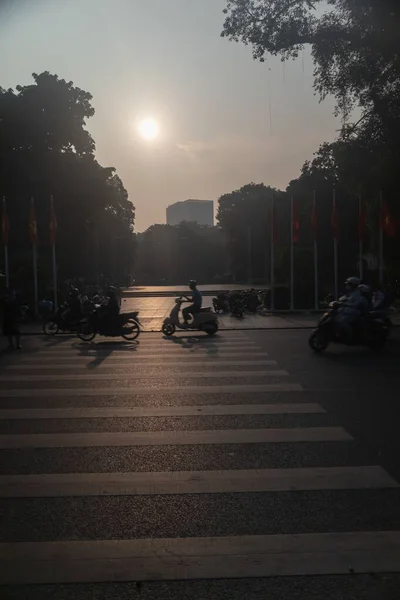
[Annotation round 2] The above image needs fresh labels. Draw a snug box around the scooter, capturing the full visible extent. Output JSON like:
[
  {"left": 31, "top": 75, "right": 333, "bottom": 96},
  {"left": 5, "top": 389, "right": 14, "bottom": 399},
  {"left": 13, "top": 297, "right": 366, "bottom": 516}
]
[
  {"left": 309, "top": 302, "right": 388, "bottom": 353},
  {"left": 162, "top": 296, "right": 219, "bottom": 336}
]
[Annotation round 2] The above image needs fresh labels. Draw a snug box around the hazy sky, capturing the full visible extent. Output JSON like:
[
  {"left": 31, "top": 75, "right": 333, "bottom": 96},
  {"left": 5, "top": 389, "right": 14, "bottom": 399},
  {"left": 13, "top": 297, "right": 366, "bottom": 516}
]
[{"left": 0, "top": 0, "right": 340, "bottom": 231}]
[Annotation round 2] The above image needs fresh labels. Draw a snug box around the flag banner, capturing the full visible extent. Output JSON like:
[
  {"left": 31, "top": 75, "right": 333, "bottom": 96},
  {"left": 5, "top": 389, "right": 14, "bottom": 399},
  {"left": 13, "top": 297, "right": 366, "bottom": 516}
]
[
  {"left": 1, "top": 197, "right": 9, "bottom": 246},
  {"left": 380, "top": 198, "right": 396, "bottom": 237},
  {"left": 49, "top": 196, "right": 57, "bottom": 245},
  {"left": 292, "top": 197, "right": 299, "bottom": 243},
  {"left": 29, "top": 198, "right": 38, "bottom": 245},
  {"left": 358, "top": 197, "right": 367, "bottom": 241}
]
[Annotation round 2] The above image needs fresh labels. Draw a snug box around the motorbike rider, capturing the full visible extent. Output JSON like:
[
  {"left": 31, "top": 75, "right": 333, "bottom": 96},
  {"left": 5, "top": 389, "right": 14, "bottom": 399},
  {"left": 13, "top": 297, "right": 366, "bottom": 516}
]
[
  {"left": 99, "top": 286, "right": 120, "bottom": 328},
  {"left": 335, "top": 277, "right": 369, "bottom": 341},
  {"left": 62, "top": 286, "right": 81, "bottom": 321},
  {"left": 182, "top": 280, "right": 202, "bottom": 324}
]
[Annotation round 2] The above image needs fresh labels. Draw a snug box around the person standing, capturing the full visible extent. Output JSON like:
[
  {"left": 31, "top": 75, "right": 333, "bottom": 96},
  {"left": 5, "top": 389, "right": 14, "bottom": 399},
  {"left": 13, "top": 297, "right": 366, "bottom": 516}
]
[{"left": 2, "top": 286, "right": 21, "bottom": 350}]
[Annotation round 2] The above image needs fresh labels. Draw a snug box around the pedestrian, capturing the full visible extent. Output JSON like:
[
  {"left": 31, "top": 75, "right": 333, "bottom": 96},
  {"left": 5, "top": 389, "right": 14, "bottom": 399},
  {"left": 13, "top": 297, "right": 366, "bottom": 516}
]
[{"left": 2, "top": 286, "right": 22, "bottom": 350}]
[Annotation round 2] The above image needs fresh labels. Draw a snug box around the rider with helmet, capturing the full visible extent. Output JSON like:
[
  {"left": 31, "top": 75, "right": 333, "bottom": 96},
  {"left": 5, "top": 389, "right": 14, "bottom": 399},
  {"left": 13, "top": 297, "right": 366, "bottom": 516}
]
[
  {"left": 335, "top": 277, "right": 369, "bottom": 340},
  {"left": 99, "top": 286, "right": 120, "bottom": 328},
  {"left": 182, "top": 280, "right": 202, "bottom": 324}
]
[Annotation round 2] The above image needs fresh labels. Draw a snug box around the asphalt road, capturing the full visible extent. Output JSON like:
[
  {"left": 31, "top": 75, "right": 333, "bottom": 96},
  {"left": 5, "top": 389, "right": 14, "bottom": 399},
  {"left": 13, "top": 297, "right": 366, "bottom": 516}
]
[{"left": 0, "top": 330, "right": 400, "bottom": 599}]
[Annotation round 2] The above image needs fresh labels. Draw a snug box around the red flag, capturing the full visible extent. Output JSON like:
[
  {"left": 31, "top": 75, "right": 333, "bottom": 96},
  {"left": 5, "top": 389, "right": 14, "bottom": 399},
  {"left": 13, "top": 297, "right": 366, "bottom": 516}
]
[
  {"left": 49, "top": 196, "right": 57, "bottom": 246},
  {"left": 358, "top": 198, "right": 367, "bottom": 242},
  {"left": 1, "top": 197, "right": 9, "bottom": 246},
  {"left": 331, "top": 197, "right": 339, "bottom": 241},
  {"left": 380, "top": 198, "right": 396, "bottom": 237},
  {"left": 29, "top": 198, "right": 38, "bottom": 245},
  {"left": 292, "top": 197, "right": 299, "bottom": 243}
]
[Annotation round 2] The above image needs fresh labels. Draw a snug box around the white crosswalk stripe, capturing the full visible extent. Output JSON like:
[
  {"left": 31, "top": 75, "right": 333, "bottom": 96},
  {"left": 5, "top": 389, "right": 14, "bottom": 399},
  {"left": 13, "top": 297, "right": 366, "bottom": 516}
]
[
  {"left": 1, "top": 466, "right": 397, "bottom": 498},
  {"left": 0, "top": 330, "right": 398, "bottom": 589}
]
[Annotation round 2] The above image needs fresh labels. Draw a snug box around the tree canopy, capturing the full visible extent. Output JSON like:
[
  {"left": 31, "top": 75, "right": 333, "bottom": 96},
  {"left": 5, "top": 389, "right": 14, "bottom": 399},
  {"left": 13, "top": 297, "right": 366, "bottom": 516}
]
[
  {"left": 0, "top": 72, "right": 134, "bottom": 290},
  {"left": 221, "top": 0, "right": 400, "bottom": 121},
  {"left": 134, "top": 222, "right": 229, "bottom": 285}
]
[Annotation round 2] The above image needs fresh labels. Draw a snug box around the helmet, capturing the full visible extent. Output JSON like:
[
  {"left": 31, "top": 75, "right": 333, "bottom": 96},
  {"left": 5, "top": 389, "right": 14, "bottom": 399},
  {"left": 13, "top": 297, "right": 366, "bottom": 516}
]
[
  {"left": 189, "top": 280, "right": 197, "bottom": 290},
  {"left": 345, "top": 277, "right": 361, "bottom": 287},
  {"left": 107, "top": 285, "right": 117, "bottom": 296}
]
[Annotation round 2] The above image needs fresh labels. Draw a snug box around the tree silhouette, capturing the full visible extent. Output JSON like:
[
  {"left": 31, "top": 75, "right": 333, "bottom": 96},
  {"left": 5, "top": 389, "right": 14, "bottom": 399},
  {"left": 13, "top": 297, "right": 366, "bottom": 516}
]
[{"left": 0, "top": 72, "right": 134, "bottom": 291}]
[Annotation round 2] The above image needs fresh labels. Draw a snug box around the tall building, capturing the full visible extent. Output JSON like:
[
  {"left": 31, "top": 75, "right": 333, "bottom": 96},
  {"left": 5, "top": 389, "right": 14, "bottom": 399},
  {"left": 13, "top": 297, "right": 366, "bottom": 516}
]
[{"left": 166, "top": 199, "right": 214, "bottom": 227}]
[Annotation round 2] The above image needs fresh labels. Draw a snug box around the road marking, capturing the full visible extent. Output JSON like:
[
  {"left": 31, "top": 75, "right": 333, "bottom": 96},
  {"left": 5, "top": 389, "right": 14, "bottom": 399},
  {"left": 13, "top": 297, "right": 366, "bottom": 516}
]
[
  {"left": 36, "top": 340, "right": 260, "bottom": 348},
  {"left": 2, "top": 531, "right": 400, "bottom": 584},
  {"left": 18, "top": 352, "right": 270, "bottom": 362},
  {"left": 5, "top": 359, "right": 277, "bottom": 370},
  {"left": 0, "top": 466, "right": 396, "bottom": 498},
  {"left": 0, "top": 402, "right": 324, "bottom": 420},
  {"left": 0, "top": 370, "right": 289, "bottom": 382},
  {"left": 34, "top": 341, "right": 261, "bottom": 349},
  {"left": 0, "top": 383, "right": 304, "bottom": 397},
  {"left": 0, "top": 427, "right": 351, "bottom": 448}
]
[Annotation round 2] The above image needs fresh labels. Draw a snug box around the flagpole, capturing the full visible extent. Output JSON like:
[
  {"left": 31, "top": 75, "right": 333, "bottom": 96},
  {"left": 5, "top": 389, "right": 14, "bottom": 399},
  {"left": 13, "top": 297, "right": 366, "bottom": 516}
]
[
  {"left": 313, "top": 190, "right": 318, "bottom": 311},
  {"left": 247, "top": 226, "right": 252, "bottom": 284},
  {"left": 2, "top": 197, "right": 9, "bottom": 288},
  {"left": 270, "top": 193, "right": 275, "bottom": 311},
  {"left": 290, "top": 195, "right": 294, "bottom": 311},
  {"left": 32, "top": 243, "right": 38, "bottom": 318},
  {"left": 4, "top": 245, "right": 9, "bottom": 288},
  {"left": 358, "top": 195, "right": 363, "bottom": 281},
  {"left": 379, "top": 190, "right": 384, "bottom": 285},
  {"left": 333, "top": 188, "right": 338, "bottom": 300},
  {"left": 30, "top": 198, "right": 39, "bottom": 318},
  {"left": 50, "top": 196, "right": 58, "bottom": 311}
]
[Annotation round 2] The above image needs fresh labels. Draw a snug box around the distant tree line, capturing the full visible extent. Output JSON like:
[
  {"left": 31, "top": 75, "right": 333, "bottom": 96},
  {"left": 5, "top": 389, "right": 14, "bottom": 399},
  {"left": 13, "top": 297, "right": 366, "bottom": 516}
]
[
  {"left": 0, "top": 72, "right": 134, "bottom": 294},
  {"left": 134, "top": 222, "right": 229, "bottom": 285}
]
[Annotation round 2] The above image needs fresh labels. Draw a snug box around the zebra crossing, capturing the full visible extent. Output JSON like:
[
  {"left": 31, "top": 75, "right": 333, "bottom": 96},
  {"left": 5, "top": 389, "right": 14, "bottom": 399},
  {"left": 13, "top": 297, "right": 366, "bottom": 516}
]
[{"left": 0, "top": 331, "right": 399, "bottom": 594}]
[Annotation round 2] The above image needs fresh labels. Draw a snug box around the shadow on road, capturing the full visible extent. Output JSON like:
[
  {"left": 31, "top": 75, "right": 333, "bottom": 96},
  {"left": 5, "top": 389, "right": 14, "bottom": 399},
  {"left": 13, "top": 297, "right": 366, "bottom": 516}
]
[
  {"left": 69, "top": 340, "right": 141, "bottom": 367},
  {"left": 161, "top": 334, "right": 231, "bottom": 355}
]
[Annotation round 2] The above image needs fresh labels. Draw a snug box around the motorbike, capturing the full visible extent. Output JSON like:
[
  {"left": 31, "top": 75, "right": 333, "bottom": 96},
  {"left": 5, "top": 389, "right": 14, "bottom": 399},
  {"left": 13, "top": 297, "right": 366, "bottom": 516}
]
[
  {"left": 43, "top": 302, "right": 84, "bottom": 335},
  {"left": 309, "top": 301, "right": 389, "bottom": 353},
  {"left": 212, "top": 292, "right": 230, "bottom": 314},
  {"left": 231, "top": 297, "right": 245, "bottom": 318},
  {"left": 162, "top": 296, "right": 219, "bottom": 336},
  {"left": 77, "top": 307, "right": 141, "bottom": 342}
]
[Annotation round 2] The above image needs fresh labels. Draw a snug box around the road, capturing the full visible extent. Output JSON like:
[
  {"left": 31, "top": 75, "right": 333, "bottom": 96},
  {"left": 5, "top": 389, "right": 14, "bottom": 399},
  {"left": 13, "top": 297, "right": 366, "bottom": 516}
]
[{"left": 0, "top": 330, "right": 400, "bottom": 599}]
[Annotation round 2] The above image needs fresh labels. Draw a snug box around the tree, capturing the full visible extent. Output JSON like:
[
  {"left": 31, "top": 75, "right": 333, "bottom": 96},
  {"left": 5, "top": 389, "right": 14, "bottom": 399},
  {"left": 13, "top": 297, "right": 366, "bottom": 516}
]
[
  {"left": 0, "top": 72, "right": 134, "bottom": 289},
  {"left": 217, "top": 183, "right": 287, "bottom": 282},
  {"left": 135, "top": 223, "right": 228, "bottom": 284},
  {"left": 221, "top": 0, "right": 400, "bottom": 121},
  {"left": 221, "top": 1, "right": 400, "bottom": 284}
]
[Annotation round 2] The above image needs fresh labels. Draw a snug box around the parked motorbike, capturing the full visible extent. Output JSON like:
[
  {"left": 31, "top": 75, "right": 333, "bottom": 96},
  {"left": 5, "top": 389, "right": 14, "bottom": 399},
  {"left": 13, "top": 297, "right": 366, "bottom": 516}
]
[
  {"left": 212, "top": 292, "right": 230, "bottom": 313},
  {"left": 162, "top": 296, "right": 218, "bottom": 336},
  {"left": 309, "top": 302, "right": 389, "bottom": 352},
  {"left": 78, "top": 308, "right": 141, "bottom": 342},
  {"left": 43, "top": 302, "right": 83, "bottom": 335},
  {"left": 231, "top": 297, "right": 245, "bottom": 318}
]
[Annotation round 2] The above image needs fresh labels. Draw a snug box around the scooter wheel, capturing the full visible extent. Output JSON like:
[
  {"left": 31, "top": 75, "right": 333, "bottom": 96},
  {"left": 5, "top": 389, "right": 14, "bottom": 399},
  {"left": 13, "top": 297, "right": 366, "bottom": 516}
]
[
  {"left": 162, "top": 323, "right": 176, "bottom": 337},
  {"left": 203, "top": 322, "right": 218, "bottom": 335},
  {"left": 309, "top": 330, "right": 329, "bottom": 353},
  {"left": 78, "top": 321, "right": 97, "bottom": 342},
  {"left": 43, "top": 319, "right": 59, "bottom": 336}
]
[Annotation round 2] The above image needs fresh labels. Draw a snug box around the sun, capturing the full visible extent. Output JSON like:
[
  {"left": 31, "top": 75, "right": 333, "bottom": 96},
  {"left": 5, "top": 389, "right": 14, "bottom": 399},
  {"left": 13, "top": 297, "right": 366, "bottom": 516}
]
[{"left": 138, "top": 118, "right": 159, "bottom": 141}]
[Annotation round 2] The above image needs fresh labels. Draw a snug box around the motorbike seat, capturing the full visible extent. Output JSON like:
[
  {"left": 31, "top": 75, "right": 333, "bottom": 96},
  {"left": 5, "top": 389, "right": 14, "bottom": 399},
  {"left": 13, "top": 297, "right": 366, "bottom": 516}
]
[{"left": 200, "top": 307, "right": 212, "bottom": 312}]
